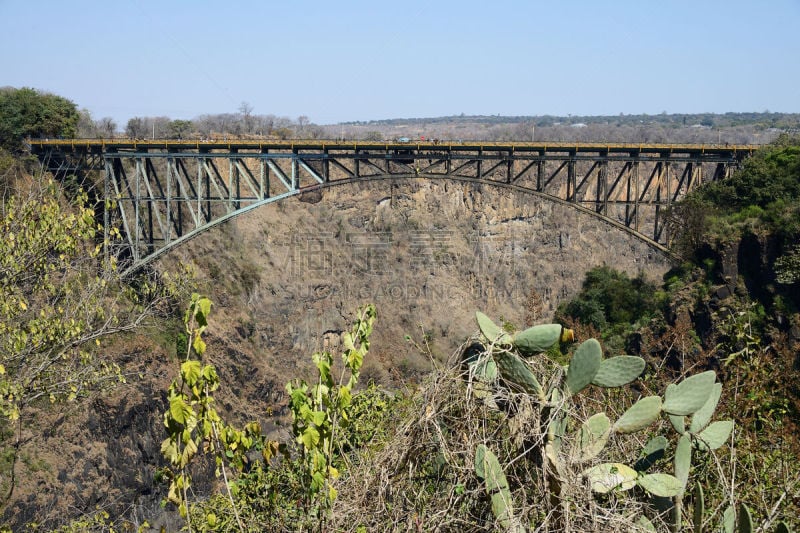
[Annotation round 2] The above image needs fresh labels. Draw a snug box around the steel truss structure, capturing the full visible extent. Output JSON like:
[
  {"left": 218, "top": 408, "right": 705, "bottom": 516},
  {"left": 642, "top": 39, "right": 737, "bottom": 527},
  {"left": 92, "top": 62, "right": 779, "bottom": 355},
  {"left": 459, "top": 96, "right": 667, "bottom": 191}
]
[{"left": 29, "top": 139, "right": 752, "bottom": 273}]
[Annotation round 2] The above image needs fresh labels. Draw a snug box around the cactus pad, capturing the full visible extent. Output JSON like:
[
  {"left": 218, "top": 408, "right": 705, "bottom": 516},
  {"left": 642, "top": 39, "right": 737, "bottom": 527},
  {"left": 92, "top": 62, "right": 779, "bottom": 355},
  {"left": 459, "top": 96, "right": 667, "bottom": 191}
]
[
  {"left": 663, "top": 371, "right": 716, "bottom": 416},
  {"left": 474, "top": 444, "right": 514, "bottom": 529},
  {"left": 583, "top": 462, "right": 638, "bottom": 493},
  {"left": 695, "top": 420, "right": 733, "bottom": 451},
  {"left": 613, "top": 395, "right": 662, "bottom": 433},
  {"left": 693, "top": 483, "right": 705, "bottom": 533},
  {"left": 637, "top": 473, "right": 684, "bottom": 497},
  {"left": 566, "top": 338, "right": 602, "bottom": 395},
  {"left": 634, "top": 435, "right": 668, "bottom": 472},
  {"left": 494, "top": 351, "right": 544, "bottom": 399},
  {"left": 675, "top": 433, "right": 692, "bottom": 495},
  {"left": 689, "top": 382, "right": 722, "bottom": 433},
  {"left": 739, "top": 503, "right": 753, "bottom": 533},
  {"left": 637, "top": 516, "right": 657, "bottom": 532},
  {"left": 472, "top": 358, "right": 498, "bottom": 382},
  {"left": 577, "top": 413, "right": 611, "bottom": 462},
  {"left": 475, "top": 311, "right": 511, "bottom": 345},
  {"left": 513, "top": 323, "right": 562, "bottom": 355},
  {"left": 591, "top": 355, "right": 646, "bottom": 387},
  {"left": 669, "top": 413, "right": 686, "bottom": 434},
  {"left": 723, "top": 505, "right": 735, "bottom": 533}
]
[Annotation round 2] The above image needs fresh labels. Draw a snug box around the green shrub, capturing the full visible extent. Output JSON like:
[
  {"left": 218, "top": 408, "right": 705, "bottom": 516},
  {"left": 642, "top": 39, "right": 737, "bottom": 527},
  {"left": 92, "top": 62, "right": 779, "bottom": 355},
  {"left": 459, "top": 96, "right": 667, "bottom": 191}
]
[{"left": 556, "top": 266, "right": 659, "bottom": 331}]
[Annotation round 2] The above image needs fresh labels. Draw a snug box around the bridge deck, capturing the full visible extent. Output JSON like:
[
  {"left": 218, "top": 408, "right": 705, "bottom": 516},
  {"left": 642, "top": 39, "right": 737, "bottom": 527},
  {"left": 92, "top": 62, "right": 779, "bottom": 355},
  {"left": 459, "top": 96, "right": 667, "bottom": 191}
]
[{"left": 29, "top": 138, "right": 756, "bottom": 157}]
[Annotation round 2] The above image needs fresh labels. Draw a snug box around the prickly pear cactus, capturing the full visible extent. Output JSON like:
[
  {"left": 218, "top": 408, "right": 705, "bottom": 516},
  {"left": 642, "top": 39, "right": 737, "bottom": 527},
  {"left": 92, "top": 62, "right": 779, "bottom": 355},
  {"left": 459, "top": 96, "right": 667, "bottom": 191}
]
[
  {"left": 494, "top": 351, "right": 544, "bottom": 399},
  {"left": 663, "top": 371, "right": 717, "bottom": 416},
  {"left": 475, "top": 444, "right": 524, "bottom": 532},
  {"left": 592, "top": 355, "right": 646, "bottom": 387},
  {"left": 476, "top": 312, "right": 512, "bottom": 345},
  {"left": 566, "top": 339, "right": 603, "bottom": 396},
  {"left": 470, "top": 311, "right": 751, "bottom": 531},
  {"left": 577, "top": 413, "right": 611, "bottom": 462},
  {"left": 513, "top": 323, "right": 563, "bottom": 355}
]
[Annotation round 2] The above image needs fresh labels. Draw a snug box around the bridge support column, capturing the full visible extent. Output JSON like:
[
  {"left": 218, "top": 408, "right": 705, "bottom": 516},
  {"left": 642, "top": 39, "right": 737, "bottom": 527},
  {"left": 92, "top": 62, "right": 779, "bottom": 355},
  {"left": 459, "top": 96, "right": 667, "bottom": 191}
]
[
  {"left": 291, "top": 149, "right": 298, "bottom": 190},
  {"left": 567, "top": 156, "right": 576, "bottom": 202},
  {"left": 228, "top": 157, "right": 235, "bottom": 210},
  {"left": 166, "top": 157, "right": 173, "bottom": 244},
  {"left": 629, "top": 159, "right": 640, "bottom": 231},
  {"left": 259, "top": 158, "right": 268, "bottom": 199},
  {"left": 653, "top": 157, "right": 667, "bottom": 242},
  {"left": 665, "top": 159, "right": 672, "bottom": 210},
  {"left": 260, "top": 149, "right": 270, "bottom": 199},
  {"left": 693, "top": 161, "right": 703, "bottom": 189},
  {"left": 597, "top": 153, "right": 608, "bottom": 215},
  {"left": 134, "top": 159, "right": 144, "bottom": 256},
  {"left": 536, "top": 158, "right": 544, "bottom": 191}
]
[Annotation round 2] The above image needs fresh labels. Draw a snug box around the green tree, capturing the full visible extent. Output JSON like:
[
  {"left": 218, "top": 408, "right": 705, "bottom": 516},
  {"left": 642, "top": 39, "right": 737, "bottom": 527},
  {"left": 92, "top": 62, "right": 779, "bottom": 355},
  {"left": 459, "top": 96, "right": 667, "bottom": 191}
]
[
  {"left": 0, "top": 173, "right": 170, "bottom": 508},
  {"left": 556, "top": 266, "right": 658, "bottom": 330},
  {"left": 697, "top": 134, "right": 800, "bottom": 212},
  {"left": 0, "top": 87, "right": 79, "bottom": 151},
  {"left": 168, "top": 120, "right": 194, "bottom": 140}
]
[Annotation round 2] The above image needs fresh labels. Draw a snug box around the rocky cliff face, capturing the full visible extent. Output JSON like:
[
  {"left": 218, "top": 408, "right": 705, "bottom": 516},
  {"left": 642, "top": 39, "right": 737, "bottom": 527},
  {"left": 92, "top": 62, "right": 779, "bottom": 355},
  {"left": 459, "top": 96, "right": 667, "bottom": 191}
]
[
  {"left": 167, "top": 178, "right": 672, "bottom": 389},
  {"left": 4, "top": 178, "right": 673, "bottom": 529}
]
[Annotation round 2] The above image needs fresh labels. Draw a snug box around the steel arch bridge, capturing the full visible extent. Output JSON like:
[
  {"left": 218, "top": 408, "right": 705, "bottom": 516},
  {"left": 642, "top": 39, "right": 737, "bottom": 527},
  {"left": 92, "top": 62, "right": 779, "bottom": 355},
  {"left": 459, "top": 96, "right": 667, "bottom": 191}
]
[{"left": 29, "top": 139, "right": 753, "bottom": 274}]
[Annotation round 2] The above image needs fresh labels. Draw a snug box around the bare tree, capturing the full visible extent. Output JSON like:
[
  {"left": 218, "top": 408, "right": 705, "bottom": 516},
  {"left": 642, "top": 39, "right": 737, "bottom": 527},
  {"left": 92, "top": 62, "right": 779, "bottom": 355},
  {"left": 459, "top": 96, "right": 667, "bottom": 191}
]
[
  {"left": 76, "top": 109, "right": 99, "bottom": 138},
  {"left": 151, "top": 116, "right": 172, "bottom": 139},
  {"left": 97, "top": 117, "right": 117, "bottom": 139},
  {"left": 239, "top": 102, "right": 254, "bottom": 134},
  {"left": 297, "top": 115, "right": 309, "bottom": 137},
  {"left": 256, "top": 114, "right": 275, "bottom": 136},
  {"left": 125, "top": 117, "right": 147, "bottom": 139}
]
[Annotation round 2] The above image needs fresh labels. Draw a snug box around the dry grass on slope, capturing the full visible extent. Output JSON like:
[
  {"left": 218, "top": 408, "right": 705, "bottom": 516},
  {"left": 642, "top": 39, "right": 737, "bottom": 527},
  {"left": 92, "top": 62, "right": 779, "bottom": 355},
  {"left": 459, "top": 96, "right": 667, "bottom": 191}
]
[{"left": 329, "top": 342, "right": 662, "bottom": 533}]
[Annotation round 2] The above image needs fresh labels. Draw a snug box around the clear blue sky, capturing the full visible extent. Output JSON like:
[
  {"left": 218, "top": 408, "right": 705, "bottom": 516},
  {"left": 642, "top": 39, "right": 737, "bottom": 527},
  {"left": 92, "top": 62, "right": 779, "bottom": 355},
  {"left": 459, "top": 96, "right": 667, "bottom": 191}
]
[{"left": 1, "top": 0, "right": 798, "bottom": 125}]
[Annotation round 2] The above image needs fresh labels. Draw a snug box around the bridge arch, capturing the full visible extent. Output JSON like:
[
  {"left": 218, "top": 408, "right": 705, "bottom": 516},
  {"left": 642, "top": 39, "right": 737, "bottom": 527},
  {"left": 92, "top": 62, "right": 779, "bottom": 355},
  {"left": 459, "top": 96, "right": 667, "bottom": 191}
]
[{"left": 128, "top": 173, "right": 672, "bottom": 276}]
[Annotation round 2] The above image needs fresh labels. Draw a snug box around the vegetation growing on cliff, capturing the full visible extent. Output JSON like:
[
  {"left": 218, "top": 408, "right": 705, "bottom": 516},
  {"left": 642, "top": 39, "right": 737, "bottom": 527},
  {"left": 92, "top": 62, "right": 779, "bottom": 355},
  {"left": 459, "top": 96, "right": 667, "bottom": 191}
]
[
  {"left": 137, "top": 301, "right": 796, "bottom": 532},
  {"left": 555, "top": 266, "right": 660, "bottom": 339},
  {"left": 670, "top": 135, "right": 800, "bottom": 289},
  {"left": 0, "top": 153, "right": 181, "bottom": 528}
]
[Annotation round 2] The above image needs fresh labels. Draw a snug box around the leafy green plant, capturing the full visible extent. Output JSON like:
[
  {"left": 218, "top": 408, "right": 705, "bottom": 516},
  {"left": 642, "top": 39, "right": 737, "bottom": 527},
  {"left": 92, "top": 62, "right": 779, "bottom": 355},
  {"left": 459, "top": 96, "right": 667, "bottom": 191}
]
[
  {"left": 0, "top": 176, "right": 174, "bottom": 513},
  {"left": 285, "top": 304, "right": 376, "bottom": 519},
  {"left": 160, "top": 294, "right": 265, "bottom": 532}
]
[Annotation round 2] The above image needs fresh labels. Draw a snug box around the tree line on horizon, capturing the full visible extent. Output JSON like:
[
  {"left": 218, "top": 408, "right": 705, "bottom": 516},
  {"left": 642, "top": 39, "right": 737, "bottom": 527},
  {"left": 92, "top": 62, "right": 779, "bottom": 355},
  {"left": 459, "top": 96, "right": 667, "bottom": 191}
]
[{"left": 3, "top": 86, "right": 799, "bottom": 149}]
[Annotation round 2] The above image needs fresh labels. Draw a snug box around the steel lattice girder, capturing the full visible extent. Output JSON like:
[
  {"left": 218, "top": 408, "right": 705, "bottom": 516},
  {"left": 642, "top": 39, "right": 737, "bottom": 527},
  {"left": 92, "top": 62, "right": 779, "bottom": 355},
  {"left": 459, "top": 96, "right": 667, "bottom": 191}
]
[{"left": 29, "top": 140, "right": 748, "bottom": 274}]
